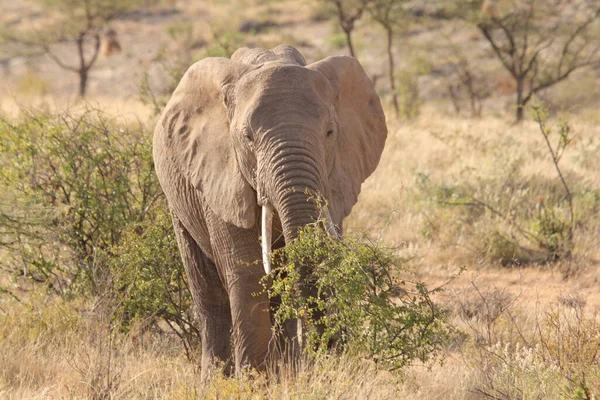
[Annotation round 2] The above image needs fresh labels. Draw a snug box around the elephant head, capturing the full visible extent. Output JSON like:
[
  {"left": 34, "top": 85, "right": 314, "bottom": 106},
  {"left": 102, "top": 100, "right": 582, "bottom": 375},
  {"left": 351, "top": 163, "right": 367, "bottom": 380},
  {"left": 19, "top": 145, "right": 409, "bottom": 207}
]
[{"left": 159, "top": 45, "right": 387, "bottom": 272}]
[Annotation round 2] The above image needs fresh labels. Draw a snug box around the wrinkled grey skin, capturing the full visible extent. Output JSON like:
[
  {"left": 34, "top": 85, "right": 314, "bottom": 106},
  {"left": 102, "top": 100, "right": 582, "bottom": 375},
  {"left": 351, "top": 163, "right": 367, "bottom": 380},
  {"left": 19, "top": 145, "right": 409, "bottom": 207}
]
[{"left": 153, "top": 45, "right": 387, "bottom": 376}]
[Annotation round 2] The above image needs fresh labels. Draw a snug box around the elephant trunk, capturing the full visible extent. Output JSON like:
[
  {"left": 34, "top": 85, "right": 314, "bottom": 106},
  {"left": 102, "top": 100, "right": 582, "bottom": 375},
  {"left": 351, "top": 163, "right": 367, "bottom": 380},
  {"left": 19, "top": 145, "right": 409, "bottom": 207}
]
[
  {"left": 276, "top": 187, "right": 320, "bottom": 243},
  {"left": 258, "top": 136, "right": 327, "bottom": 274},
  {"left": 270, "top": 141, "right": 323, "bottom": 244},
  {"left": 276, "top": 191, "right": 338, "bottom": 242}
]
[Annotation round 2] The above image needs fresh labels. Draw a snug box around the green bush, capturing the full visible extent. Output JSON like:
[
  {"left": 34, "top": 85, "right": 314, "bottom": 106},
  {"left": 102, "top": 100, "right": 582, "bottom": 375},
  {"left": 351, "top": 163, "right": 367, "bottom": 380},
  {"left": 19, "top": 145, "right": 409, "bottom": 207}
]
[
  {"left": 267, "top": 223, "right": 452, "bottom": 371},
  {"left": 108, "top": 202, "right": 201, "bottom": 357},
  {"left": 0, "top": 109, "right": 161, "bottom": 295},
  {"left": 0, "top": 109, "right": 200, "bottom": 352}
]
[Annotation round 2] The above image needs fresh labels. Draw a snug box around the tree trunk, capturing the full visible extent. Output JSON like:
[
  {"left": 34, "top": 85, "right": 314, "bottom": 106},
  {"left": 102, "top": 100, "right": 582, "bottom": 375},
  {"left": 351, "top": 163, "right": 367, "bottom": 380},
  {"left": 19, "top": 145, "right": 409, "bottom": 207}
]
[
  {"left": 386, "top": 27, "right": 399, "bottom": 118},
  {"left": 344, "top": 28, "right": 356, "bottom": 58},
  {"left": 516, "top": 103, "right": 524, "bottom": 122},
  {"left": 469, "top": 86, "right": 478, "bottom": 118},
  {"left": 76, "top": 33, "right": 88, "bottom": 98},
  {"left": 448, "top": 84, "right": 461, "bottom": 115},
  {"left": 515, "top": 78, "right": 524, "bottom": 122},
  {"left": 79, "top": 68, "right": 88, "bottom": 97}
]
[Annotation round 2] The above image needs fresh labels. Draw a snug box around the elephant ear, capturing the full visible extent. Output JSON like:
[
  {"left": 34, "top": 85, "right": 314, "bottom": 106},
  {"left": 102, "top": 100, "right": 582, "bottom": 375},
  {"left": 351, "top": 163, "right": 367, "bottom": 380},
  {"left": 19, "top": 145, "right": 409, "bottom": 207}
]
[
  {"left": 159, "top": 57, "right": 257, "bottom": 229},
  {"left": 308, "top": 56, "right": 387, "bottom": 224}
]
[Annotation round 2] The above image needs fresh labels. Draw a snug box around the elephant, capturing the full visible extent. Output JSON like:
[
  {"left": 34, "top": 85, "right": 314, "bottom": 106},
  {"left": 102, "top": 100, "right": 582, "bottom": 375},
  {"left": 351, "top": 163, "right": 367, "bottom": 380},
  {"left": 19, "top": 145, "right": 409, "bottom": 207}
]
[{"left": 152, "top": 44, "right": 387, "bottom": 376}]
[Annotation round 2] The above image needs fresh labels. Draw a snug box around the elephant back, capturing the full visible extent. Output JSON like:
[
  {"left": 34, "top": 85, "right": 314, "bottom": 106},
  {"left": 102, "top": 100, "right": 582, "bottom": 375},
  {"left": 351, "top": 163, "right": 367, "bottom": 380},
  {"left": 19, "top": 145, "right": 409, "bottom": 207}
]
[{"left": 231, "top": 45, "right": 307, "bottom": 67}]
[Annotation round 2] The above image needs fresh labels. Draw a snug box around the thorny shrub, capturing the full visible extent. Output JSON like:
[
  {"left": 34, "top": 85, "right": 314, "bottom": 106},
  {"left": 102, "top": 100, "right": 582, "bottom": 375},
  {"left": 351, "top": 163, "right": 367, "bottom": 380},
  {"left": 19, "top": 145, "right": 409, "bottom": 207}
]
[
  {"left": 108, "top": 203, "right": 201, "bottom": 359},
  {"left": 266, "top": 222, "right": 452, "bottom": 371},
  {"left": 0, "top": 109, "right": 161, "bottom": 295},
  {"left": 0, "top": 109, "right": 199, "bottom": 353}
]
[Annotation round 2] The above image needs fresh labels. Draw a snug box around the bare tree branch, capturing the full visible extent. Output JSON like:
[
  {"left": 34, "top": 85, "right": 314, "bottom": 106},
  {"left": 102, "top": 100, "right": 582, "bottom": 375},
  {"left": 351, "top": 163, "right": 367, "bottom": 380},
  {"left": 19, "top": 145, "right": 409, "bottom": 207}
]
[
  {"left": 328, "top": 0, "right": 371, "bottom": 57},
  {"left": 43, "top": 46, "right": 79, "bottom": 72},
  {"left": 472, "top": 0, "right": 600, "bottom": 121}
]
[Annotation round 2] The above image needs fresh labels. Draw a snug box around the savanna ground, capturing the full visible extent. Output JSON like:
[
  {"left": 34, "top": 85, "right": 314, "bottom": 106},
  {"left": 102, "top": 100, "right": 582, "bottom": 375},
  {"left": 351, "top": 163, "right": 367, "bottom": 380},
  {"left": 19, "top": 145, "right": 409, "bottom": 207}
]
[{"left": 1, "top": 0, "right": 600, "bottom": 398}]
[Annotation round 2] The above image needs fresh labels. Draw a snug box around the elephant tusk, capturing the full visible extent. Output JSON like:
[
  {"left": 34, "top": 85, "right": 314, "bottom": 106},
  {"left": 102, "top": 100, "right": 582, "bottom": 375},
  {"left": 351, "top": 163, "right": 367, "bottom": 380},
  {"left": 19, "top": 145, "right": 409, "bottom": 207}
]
[
  {"left": 261, "top": 204, "right": 274, "bottom": 274},
  {"left": 322, "top": 206, "right": 339, "bottom": 238}
]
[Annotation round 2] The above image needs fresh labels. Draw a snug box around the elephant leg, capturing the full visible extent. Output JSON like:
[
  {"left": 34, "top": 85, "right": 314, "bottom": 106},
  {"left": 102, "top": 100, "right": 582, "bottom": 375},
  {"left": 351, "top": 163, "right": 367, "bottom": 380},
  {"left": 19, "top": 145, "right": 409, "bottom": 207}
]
[
  {"left": 229, "top": 276, "right": 274, "bottom": 373},
  {"left": 171, "top": 215, "right": 233, "bottom": 378},
  {"left": 204, "top": 209, "right": 274, "bottom": 373}
]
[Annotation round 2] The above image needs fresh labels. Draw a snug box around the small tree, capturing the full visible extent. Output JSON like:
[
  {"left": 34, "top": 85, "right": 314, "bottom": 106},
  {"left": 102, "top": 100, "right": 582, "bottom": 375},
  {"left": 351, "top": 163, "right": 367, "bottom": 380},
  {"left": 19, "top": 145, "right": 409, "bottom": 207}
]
[
  {"left": 369, "top": 0, "right": 409, "bottom": 118},
  {"left": 1, "top": 0, "right": 153, "bottom": 97},
  {"left": 460, "top": 0, "right": 600, "bottom": 122},
  {"left": 531, "top": 102, "right": 575, "bottom": 258},
  {"left": 320, "top": 0, "right": 371, "bottom": 58}
]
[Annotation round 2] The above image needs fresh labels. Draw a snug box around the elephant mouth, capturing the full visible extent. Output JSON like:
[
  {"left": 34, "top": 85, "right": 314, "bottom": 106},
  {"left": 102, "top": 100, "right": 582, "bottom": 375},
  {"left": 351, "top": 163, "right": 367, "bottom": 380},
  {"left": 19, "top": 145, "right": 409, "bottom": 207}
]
[{"left": 260, "top": 202, "right": 338, "bottom": 274}]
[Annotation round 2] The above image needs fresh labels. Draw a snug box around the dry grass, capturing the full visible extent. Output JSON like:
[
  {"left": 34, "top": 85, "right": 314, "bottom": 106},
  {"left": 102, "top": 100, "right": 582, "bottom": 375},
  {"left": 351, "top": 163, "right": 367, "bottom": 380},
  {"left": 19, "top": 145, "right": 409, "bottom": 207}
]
[
  {"left": 0, "top": 294, "right": 402, "bottom": 399},
  {"left": 350, "top": 104, "right": 600, "bottom": 264},
  {"left": 4, "top": 283, "right": 598, "bottom": 398},
  {"left": 2, "top": 110, "right": 599, "bottom": 398}
]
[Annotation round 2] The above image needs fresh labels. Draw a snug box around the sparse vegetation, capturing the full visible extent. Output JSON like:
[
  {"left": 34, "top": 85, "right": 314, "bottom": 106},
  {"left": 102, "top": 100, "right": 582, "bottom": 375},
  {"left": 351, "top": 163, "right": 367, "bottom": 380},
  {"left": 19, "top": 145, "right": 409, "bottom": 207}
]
[
  {"left": 410, "top": 102, "right": 596, "bottom": 268},
  {"left": 397, "top": 54, "right": 429, "bottom": 119},
  {"left": 456, "top": 0, "right": 600, "bottom": 122},
  {"left": 443, "top": 35, "right": 491, "bottom": 118},
  {"left": 454, "top": 283, "right": 600, "bottom": 399},
  {"left": 0, "top": 0, "right": 157, "bottom": 97}
]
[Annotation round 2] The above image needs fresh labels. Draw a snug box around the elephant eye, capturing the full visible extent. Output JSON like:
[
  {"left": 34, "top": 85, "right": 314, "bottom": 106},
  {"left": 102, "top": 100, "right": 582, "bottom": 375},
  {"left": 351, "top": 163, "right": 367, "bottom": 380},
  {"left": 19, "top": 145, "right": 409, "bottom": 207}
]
[
  {"left": 242, "top": 127, "right": 253, "bottom": 143},
  {"left": 326, "top": 129, "right": 334, "bottom": 137}
]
